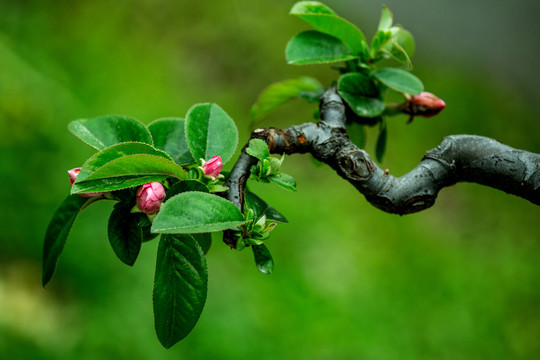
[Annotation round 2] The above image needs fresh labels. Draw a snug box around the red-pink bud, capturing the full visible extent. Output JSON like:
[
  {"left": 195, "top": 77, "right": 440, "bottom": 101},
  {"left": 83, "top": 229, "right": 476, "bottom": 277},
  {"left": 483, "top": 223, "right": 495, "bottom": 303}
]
[
  {"left": 68, "top": 167, "right": 106, "bottom": 197},
  {"left": 68, "top": 167, "right": 81, "bottom": 186},
  {"left": 136, "top": 182, "right": 166, "bottom": 215},
  {"left": 202, "top": 156, "right": 223, "bottom": 178},
  {"left": 407, "top": 92, "right": 446, "bottom": 118}
]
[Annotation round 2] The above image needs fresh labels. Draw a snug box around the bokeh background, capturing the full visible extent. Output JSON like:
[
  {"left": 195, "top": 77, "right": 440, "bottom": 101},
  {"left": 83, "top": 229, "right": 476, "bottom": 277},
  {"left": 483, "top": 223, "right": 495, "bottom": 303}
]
[{"left": 1, "top": 0, "right": 539, "bottom": 359}]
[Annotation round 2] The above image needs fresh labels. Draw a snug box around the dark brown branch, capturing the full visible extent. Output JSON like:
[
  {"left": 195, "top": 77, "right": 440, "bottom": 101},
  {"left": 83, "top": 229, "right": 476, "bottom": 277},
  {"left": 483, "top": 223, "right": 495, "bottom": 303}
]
[{"left": 223, "top": 86, "right": 540, "bottom": 247}]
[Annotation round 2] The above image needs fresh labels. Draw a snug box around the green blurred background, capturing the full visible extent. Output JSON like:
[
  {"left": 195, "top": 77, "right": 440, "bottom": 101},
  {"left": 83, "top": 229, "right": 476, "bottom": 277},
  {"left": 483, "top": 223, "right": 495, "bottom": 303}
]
[{"left": 1, "top": 0, "right": 539, "bottom": 358}]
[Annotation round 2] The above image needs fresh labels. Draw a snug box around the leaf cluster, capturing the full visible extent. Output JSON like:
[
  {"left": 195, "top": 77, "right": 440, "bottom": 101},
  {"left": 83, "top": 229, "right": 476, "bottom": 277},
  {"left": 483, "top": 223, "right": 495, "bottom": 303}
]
[
  {"left": 246, "top": 139, "right": 297, "bottom": 191},
  {"left": 251, "top": 1, "right": 425, "bottom": 162},
  {"left": 43, "top": 104, "right": 288, "bottom": 348}
]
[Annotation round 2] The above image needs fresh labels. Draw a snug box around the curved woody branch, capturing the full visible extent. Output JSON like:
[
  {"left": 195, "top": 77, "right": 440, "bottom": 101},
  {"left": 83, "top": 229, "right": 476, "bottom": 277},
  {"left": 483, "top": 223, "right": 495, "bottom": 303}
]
[{"left": 224, "top": 86, "right": 540, "bottom": 247}]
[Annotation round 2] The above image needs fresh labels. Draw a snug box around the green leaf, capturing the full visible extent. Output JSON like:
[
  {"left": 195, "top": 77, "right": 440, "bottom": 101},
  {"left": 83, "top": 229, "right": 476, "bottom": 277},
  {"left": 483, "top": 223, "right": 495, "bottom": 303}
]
[
  {"left": 250, "top": 77, "right": 323, "bottom": 122},
  {"left": 268, "top": 156, "right": 284, "bottom": 173},
  {"left": 252, "top": 244, "right": 274, "bottom": 275},
  {"left": 370, "top": 30, "right": 392, "bottom": 56},
  {"left": 193, "top": 233, "right": 212, "bottom": 254},
  {"left": 347, "top": 121, "right": 366, "bottom": 148},
  {"left": 381, "top": 27, "right": 415, "bottom": 68},
  {"left": 185, "top": 103, "right": 238, "bottom": 164},
  {"left": 74, "top": 142, "right": 174, "bottom": 182},
  {"left": 107, "top": 203, "right": 145, "bottom": 266},
  {"left": 269, "top": 172, "right": 297, "bottom": 191},
  {"left": 42, "top": 195, "right": 94, "bottom": 286},
  {"left": 246, "top": 139, "right": 270, "bottom": 161},
  {"left": 286, "top": 31, "right": 358, "bottom": 65},
  {"left": 152, "top": 192, "right": 247, "bottom": 234},
  {"left": 73, "top": 174, "right": 169, "bottom": 194},
  {"left": 72, "top": 154, "right": 186, "bottom": 194},
  {"left": 375, "top": 121, "right": 388, "bottom": 163},
  {"left": 148, "top": 117, "right": 194, "bottom": 165},
  {"left": 337, "top": 73, "right": 386, "bottom": 118},
  {"left": 338, "top": 72, "right": 379, "bottom": 97},
  {"left": 166, "top": 180, "right": 209, "bottom": 201},
  {"left": 299, "top": 88, "right": 326, "bottom": 103},
  {"left": 392, "top": 28, "right": 415, "bottom": 58},
  {"left": 68, "top": 115, "right": 153, "bottom": 150},
  {"left": 71, "top": 143, "right": 185, "bottom": 194},
  {"left": 377, "top": 5, "right": 393, "bottom": 31},
  {"left": 372, "top": 68, "right": 423, "bottom": 95},
  {"left": 153, "top": 234, "right": 208, "bottom": 348},
  {"left": 290, "top": 1, "right": 368, "bottom": 58},
  {"left": 207, "top": 184, "right": 229, "bottom": 193},
  {"left": 142, "top": 224, "right": 160, "bottom": 243},
  {"left": 244, "top": 191, "right": 288, "bottom": 224}
]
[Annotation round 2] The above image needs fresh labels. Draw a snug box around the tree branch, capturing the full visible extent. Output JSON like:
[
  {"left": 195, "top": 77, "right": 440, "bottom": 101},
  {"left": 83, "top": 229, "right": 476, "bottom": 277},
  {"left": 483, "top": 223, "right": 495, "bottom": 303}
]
[{"left": 223, "top": 86, "right": 540, "bottom": 247}]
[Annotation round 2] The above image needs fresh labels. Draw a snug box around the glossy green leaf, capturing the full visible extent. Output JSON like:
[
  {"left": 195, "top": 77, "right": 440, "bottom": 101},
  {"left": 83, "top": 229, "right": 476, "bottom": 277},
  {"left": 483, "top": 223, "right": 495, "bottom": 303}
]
[
  {"left": 138, "top": 215, "right": 159, "bottom": 242},
  {"left": 77, "top": 154, "right": 186, "bottom": 181},
  {"left": 338, "top": 72, "right": 379, "bottom": 96},
  {"left": 72, "top": 154, "right": 186, "bottom": 194},
  {"left": 290, "top": 1, "right": 368, "bottom": 57},
  {"left": 286, "top": 31, "right": 358, "bottom": 65},
  {"left": 152, "top": 192, "right": 247, "bottom": 234},
  {"left": 299, "top": 88, "right": 326, "bottom": 103},
  {"left": 68, "top": 115, "right": 153, "bottom": 150},
  {"left": 381, "top": 27, "right": 415, "bottom": 68},
  {"left": 391, "top": 27, "right": 415, "bottom": 58},
  {"left": 42, "top": 195, "right": 94, "bottom": 286},
  {"left": 153, "top": 234, "right": 207, "bottom": 348},
  {"left": 142, "top": 223, "right": 160, "bottom": 243},
  {"left": 269, "top": 172, "right": 297, "bottom": 191},
  {"left": 72, "top": 175, "right": 168, "bottom": 194},
  {"left": 372, "top": 68, "right": 423, "bottom": 95},
  {"left": 75, "top": 142, "right": 174, "bottom": 183},
  {"left": 193, "top": 233, "right": 212, "bottom": 254},
  {"left": 375, "top": 121, "right": 388, "bottom": 163},
  {"left": 338, "top": 73, "right": 385, "bottom": 118},
  {"left": 148, "top": 117, "right": 194, "bottom": 165},
  {"left": 370, "top": 30, "right": 392, "bottom": 56},
  {"left": 250, "top": 77, "right": 323, "bottom": 121},
  {"left": 185, "top": 103, "right": 238, "bottom": 164},
  {"left": 166, "top": 180, "right": 209, "bottom": 201},
  {"left": 347, "top": 121, "right": 366, "bottom": 149},
  {"left": 377, "top": 5, "right": 393, "bottom": 31},
  {"left": 207, "top": 184, "right": 229, "bottom": 193},
  {"left": 252, "top": 244, "right": 274, "bottom": 275},
  {"left": 246, "top": 139, "right": 270, "bottom": 161},
  {"left": 107, "top": 203, "right": 145, "bottom": 266},
  {"left": 245, "top": 191, "right": 288, "bottom": 224}
]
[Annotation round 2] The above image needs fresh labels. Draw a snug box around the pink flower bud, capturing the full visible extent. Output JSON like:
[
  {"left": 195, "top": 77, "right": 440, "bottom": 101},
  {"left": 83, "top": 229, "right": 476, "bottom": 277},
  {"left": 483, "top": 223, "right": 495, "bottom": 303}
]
[
  {"left": 136, "top": 182, "right": 166, "bottom": 215},
  {"left": 406, "top": 92, "right": 446, "bottom": 118},
  {"left": 68, "top": 167, "right": 81, "bottom": 186},
  {"left": 68, "top": 167, "right": 106, "bottom": 197},
  {"left": 202, "top": 156, "right": 223, "bottom": 178}
]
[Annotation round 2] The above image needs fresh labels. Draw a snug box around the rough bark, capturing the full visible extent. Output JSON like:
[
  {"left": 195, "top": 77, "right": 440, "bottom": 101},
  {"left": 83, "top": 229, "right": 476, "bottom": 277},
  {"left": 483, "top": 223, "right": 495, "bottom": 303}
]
[{"left": 223, "top": 86, "right": 540, "bottom": 247}]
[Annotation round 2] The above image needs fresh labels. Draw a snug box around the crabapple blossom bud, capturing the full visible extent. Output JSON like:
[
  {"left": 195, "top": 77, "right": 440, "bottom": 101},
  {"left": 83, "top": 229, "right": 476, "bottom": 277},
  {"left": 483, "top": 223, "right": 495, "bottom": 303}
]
[
  {"left": 67, "top": 167, "right": 106, "bottom": 197},
  {"left": 136, "top": 182, "right": 166, "bottom": 215},
  {"left": 68, "top": 168, "right": 81, "bottom": 185},
  {"left": 407, "top": 92, "right": 446, "bottom": 118},
  {"left": 202, "top": 156, "right": 223, "bottom": 178}
]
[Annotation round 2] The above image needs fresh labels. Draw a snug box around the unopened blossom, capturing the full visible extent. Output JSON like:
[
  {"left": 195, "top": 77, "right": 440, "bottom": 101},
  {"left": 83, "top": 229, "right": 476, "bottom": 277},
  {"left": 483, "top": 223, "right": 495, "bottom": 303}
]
[
  {"left": 407, "top": 92, "right": 446, "bottom": 118},
  {"left": 201, "top": 156, "right": 223, "bottom": 179},
  {"left": 136, "top": 182, "right": 166, "bottom": 215}
]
